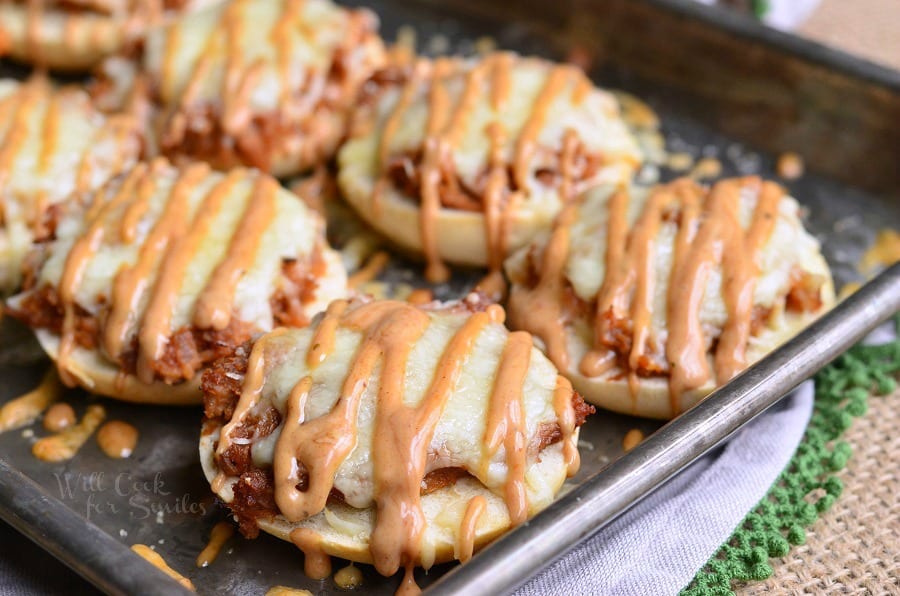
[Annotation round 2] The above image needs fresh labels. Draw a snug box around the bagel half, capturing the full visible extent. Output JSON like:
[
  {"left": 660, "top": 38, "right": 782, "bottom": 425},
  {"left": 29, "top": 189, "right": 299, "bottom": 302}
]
[
  {"left": 200, "top": 295, "right": 589, "bottom": 585},
  {"left": 0, "top": 76, "right": 142, "bottom": 294},
  {"left": 337, "top": 52, "right": 643, "bottom": 282},
  {"left": 0, "top": 0, "right": 217, "bottom": 71},
  {"left": 505, "top": 176, "right": 836, "bottom": 419},
  {"left": 7, "top": 158, "right": 348, "bottom": 404},
  {"left": 95, "top": 0, "right": 386, "bottom": 178}
]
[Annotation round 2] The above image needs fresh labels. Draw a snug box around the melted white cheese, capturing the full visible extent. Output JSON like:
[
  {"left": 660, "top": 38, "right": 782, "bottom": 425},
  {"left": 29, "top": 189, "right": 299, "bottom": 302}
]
[
  {"left": 341, "top": 55, "right": 642, "bottom": 208},
  {"left": 36, "top": 164, "right": 346, "bottom": 334},
  {"left": 552, "top": 182, "right": 824, "bottom": 337},
  {"left": 144, "top": 0, "right": 363, "bottom": 113},
  {"left": 245, "top": 310, "right": 563, "bottom": 510},
  {"left": 0, "top": 79, "right": 141, "bottom": 292}
]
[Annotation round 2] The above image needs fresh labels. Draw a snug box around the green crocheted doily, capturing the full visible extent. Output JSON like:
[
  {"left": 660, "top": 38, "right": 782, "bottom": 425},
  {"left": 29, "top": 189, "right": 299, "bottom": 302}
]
[{"left": 683, "top": 314, "right": 900, "bottom": 596}]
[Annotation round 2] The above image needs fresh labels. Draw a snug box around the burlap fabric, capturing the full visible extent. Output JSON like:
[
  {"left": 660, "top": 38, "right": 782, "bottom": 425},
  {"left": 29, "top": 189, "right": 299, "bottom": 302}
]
[{"left": 739, "top": 388, "right": 900, "bottom": 594}]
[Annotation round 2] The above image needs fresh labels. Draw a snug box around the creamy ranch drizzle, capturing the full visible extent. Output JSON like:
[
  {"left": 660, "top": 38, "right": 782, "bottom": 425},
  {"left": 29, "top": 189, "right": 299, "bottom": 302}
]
[
  {"left": 372, "top": 55, "right": 587, "bottom": 282},
  {"left": 509, "top": 177, "right": 788, "bottom": 413},
  {"left": 52, "top": 161, "right": 286, "bottom": 386},
  {"left": 216, "top": 299, "right": 580, "bottom": 592}
]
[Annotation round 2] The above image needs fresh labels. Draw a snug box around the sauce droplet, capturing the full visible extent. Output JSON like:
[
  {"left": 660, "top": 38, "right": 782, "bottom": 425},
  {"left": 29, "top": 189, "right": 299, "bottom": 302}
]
[
  {"left": 860, "top": 229, "right": 900, "bottom": 273},
  {"left": 334, "top": 563, "right": 364, "bottom": 590},
  {"left": 131, "top": 544, "right": 195, "bottom": 591},
  {"left": 0, "top": 369, "right": 62, "bottom": 432},
  {"left": 776, "top": 152, "right": 804, "bottom": 180},
  {"left": 405, "top": 288, "right": 433, "bottom": 305},
  {"left": 96, "top": 420, "right": 139, "bottom": 459},
  {"left": 348, "top": 250, "right": 390, "bottom": 288},
  {"left": 289, "top": 527, "right": 332, "bottom": 580},
  {"left": 622, "top": 428, "right": 644, "bottom": 452},
  {"left": 689, "top": 157, "right": 722, "bottom": 180},
  {"left": 195, "top": 521, "right": 234, "bottom": 568},
  {"left": 43, "top": 403, "right": 76, "bottom": 433},
  {"left": 265, "top": 587, "right": 313, "bottom": 596},
  {"left": 33, "top": 404, "right": 106, "bottom": 462}
]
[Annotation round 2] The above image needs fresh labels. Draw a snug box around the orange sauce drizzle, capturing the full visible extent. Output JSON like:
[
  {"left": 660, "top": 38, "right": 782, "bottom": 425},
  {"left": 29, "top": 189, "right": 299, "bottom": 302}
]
[
  {"left": 33, "top": 404, "right": 106, "bottom": 462},
  {"left": 289, "top": 527, "right": 333, "bottom": 580},
  {"left": 457, "top": 495, "right": 487, "bottom": 563},
  {"left": 860, "top": 229, "right": 900, "bottom": 273},
  {"left": 217, "top": 299, "right": 580, "bottom": 593},
  {"left": 622, "top": 428, "right": 644, "bottom": 452},
  {"left": 405, "top": 288, "right": 433, "bottom": 305},
  {"left": 131, "top": 544, "right": 196, "bottom": 591},
  {"left": 158, "top": 0, "right": 374, "bottom": 170},
  {"left": 482, "top": 331, "right": 532, "bottom": 525},
  {"left": 51, "top": 160, "right": 293, "bottom": 389},
  {"left": 552, "top": 375, "right": 580, "bottom": 476},
  {"left": 55, "top": 160, "right": 151, "bottom": 383},
  {"left": 96, "top": 420, "right": 139, "bottom": 459},
  {"left": 193, "top": 175, "right": 277, "bottom": 330},
  {"left": 510, "top": 177, "right": 790, "bottom": 414},
  {"left": 347, "top": 250, "right": 390, "bottom": 288},
  {"left": 0, "top": 369, "right": 62, "bottom": 432},
  {"left": 37, "top": 93, "right": 58, "bottom": 173},
  {"left": 43, "top": 402, "right": 75, "bottom": 433},
  {"left": 133, "top": 163, "right": 215, "bottom": 381},
  {"left": 18, "top": 1, "right": 172, "bottom": 68},
  {"left": 513, "top": 66, "right": 573, "bottom": 191},
  {"left": 334, "top": 563, "right": 364, "bottom": 589},
  {"left": 372, "top": 54, "right": 585, "bottom": 282},
  {"left": 506, "top": 203, "right": 578, "bottom": 371},
  {"left": 0, "top": 77, "right": 41, "bottom": 193},
  {"left": 265, "top": 588, "right": 313, "bottom": 596},
  {"left": 195, "top": 521, "right": 234, "bottom": 568}
]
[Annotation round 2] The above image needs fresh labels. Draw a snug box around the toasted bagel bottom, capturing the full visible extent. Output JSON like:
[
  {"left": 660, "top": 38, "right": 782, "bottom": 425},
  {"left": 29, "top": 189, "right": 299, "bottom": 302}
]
[
  {"left": 31, "top": 329, "right": 203, "bottom": 405},
  {"left": 199, "top": 425, "right": 573, "bottom": 569}
]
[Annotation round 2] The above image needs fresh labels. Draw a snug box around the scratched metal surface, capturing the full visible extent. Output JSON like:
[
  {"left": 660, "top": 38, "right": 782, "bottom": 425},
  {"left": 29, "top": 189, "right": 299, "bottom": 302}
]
[{"left": 0, "top": 0, "right": 898, "bottom": 594}]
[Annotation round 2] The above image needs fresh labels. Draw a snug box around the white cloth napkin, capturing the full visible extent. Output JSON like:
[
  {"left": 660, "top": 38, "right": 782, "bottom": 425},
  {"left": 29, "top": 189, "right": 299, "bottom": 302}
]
[
  {"left": 693, "top": 0, "right": 822, "bottom": 30},
  {"left": 516, "top": 382, "right": 815, "bottom": 596}
]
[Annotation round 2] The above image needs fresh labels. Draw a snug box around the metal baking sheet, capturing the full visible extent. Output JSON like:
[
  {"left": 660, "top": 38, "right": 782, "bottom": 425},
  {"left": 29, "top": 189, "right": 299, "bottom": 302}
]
[{"left": 1, "top": 0, "right": 898, "bottom": 594}]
